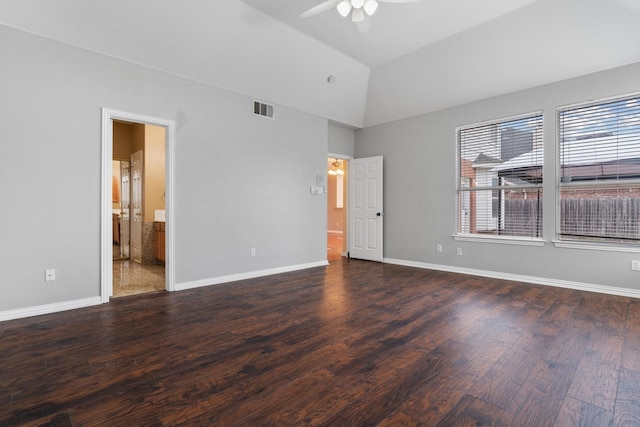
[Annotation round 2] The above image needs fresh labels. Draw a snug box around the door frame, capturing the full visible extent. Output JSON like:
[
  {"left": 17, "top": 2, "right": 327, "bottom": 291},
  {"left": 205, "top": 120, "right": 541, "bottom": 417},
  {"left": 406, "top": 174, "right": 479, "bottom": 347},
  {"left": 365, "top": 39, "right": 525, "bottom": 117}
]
[
  {"left": 101, "top": 108, "right": 176, "bottom": 302},
  {"left": 328, "top": 153, "right": 352, "bottom": 258}
]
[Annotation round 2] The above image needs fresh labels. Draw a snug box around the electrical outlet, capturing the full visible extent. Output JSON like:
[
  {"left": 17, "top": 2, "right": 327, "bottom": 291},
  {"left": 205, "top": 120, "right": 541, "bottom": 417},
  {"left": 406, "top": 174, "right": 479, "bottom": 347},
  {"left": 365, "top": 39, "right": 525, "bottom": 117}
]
[
  {"left": 456, "top": 248, "right": 463, "bottom": 256},
  {"left": 45, "top": 269, "right": 56, "bottom": 282},
  {"left": 632, "top": 260, "right": 640, "bottom": 271},
  {"left": 436, "top": 244, "right": 443, "bottom": 253},
  {"left": 251, "top": 248, "right": 256, "bottom": 257}
]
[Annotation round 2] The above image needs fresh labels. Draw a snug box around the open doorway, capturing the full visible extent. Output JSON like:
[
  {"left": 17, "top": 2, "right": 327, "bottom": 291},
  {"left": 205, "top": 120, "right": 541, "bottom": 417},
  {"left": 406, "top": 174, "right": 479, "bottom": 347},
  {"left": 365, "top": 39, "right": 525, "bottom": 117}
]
[
  {"left": 327, "top": 156, "right": 348, "bottom": 261},
  {"left": 111, "top": 121, "right": 166, "bottom": 297},
  {"left": 101, "top": 109, "right": 175, "bottom": 303}
]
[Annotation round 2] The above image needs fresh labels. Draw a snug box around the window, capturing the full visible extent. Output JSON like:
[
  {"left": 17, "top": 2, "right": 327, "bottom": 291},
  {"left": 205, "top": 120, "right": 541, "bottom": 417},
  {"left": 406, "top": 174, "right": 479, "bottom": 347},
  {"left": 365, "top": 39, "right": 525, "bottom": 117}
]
[
  {"left": 558, "top": 94, "right": 640, "bottom": 244},
  {"left": 458, "top": 112, "right": 543, "bottom": 238}
]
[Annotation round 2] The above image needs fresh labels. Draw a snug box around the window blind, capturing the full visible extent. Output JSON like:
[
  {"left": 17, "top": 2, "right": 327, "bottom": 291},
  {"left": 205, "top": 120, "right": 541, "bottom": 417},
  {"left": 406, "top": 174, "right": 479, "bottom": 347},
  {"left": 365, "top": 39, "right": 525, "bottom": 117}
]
[
  {"left": 559, "top": 94, "right": 640, "bottom": 243},
  {"left": 458, "top": 113, "right": 543, "bottom": 238}
]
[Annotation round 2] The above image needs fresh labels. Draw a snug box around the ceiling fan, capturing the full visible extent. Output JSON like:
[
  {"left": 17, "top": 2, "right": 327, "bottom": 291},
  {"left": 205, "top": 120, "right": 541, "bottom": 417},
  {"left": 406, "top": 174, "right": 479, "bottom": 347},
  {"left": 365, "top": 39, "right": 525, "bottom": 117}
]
[{"left": 300, "top": 0, "right": 421, "bottom": 32}]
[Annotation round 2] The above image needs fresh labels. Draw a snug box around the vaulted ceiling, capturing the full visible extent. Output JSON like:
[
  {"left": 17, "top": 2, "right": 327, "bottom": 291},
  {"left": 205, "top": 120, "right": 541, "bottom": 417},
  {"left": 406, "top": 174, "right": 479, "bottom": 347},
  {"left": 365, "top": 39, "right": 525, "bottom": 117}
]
[
  {"left": 2, "top": 0, "right": 640, "bottom": 128},
  {"left": 240, "top": 0, "right": 540, "bottom": 68}
]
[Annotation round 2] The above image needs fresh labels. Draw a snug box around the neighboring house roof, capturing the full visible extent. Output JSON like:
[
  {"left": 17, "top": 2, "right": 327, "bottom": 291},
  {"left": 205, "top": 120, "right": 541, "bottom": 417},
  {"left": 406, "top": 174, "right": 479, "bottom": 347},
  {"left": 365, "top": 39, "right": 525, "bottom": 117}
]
[
  {"left": 502, "top": 176, "right": 534, "bottom": 187},
  {"left": 493, "top": 148, "right": 542, "bottom": 171},
  {"left": 494, "top": 134, "right": 640, "bottom": 181},
  {"left": 495, "top": 135, "right": 640, "bottom": 171},
  {"left": 473, "top": 153, "right": 502, "bottom": 167}
]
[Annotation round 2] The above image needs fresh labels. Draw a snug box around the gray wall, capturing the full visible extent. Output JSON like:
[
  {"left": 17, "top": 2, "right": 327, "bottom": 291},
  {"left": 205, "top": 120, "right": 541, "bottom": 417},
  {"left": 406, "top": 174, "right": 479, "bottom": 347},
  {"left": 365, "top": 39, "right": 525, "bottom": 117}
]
[
  {"left": 355, "top": 61, "right": 640, "bottom": 292},
  {"left": 328, "top": 123, "right": 355, "bottom": 158},
  {"left": 0, "top": 26, "right": 328, "bottom": 312}
]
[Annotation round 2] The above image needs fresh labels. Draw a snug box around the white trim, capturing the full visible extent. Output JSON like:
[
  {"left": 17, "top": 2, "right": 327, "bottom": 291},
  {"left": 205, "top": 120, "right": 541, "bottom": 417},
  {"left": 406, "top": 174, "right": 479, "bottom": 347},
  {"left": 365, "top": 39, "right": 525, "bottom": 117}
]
[
  {"left": 327, "top": 153, "right": 353, "bottom": 161},
  {"left": 174, "top": 261, "right": 329, "bottom": 291},
  {"left": 101, "top": 109, "right": 113, "bottom": 303},
  {"left": 384, "top": 258, "right": 640, "bottom": 299},
  {"left": 0, "top": 297, "right": 102, "bottom": 322},
  {"left": 453, "top": 234, "right": 546, "bottom": 247},
  {"left": 553, "top": 240, "right": 640, "bottom": 253},
  {"left": 101, "top": 108, "right": 176, "bottom": 303}
]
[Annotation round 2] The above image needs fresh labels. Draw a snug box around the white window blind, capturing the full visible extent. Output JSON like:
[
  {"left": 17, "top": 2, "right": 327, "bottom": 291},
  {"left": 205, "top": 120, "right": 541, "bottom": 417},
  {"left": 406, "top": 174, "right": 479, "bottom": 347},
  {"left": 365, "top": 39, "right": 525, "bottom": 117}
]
[
  {"left": 558, "top": 94, "right": 640, "bottom": 243},
  {"left": 458, "top": 113, "right": 543, "bottom": 238}
]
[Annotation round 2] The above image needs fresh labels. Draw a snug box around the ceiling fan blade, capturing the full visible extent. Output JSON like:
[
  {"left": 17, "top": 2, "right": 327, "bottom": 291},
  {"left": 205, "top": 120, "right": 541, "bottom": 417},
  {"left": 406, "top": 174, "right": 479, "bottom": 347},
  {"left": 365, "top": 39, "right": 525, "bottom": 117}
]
[
  {"left": 356, "top": 18, "right": 371, "bottom": 33},
  {"left": 300, "top": 0, "right": 340, "bottom": 18}
]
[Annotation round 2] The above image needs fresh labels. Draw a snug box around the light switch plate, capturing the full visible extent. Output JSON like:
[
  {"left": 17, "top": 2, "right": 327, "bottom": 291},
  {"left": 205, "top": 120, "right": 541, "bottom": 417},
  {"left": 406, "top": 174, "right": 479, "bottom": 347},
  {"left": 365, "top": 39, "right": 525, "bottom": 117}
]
[{"left": 310, "top": 185, "right": 323, "bottom": 195}]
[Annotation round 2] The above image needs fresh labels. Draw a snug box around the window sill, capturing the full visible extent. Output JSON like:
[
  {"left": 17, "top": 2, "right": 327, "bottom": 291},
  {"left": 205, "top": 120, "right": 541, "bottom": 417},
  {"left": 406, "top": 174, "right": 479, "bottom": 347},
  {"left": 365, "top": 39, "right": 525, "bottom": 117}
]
[
  {"left": 553, "top": 240, "right": 640, "bottom": 253},
  {"left": 453, "top": 234, "right": 546, "bottom": 247}
]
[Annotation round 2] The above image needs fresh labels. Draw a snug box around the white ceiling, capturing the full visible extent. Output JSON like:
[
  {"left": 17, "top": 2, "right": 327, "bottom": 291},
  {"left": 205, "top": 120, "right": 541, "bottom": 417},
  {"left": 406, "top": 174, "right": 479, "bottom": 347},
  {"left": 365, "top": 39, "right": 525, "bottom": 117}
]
[{"left": 240, "top": 0, "right": 541, "bottom": 67}]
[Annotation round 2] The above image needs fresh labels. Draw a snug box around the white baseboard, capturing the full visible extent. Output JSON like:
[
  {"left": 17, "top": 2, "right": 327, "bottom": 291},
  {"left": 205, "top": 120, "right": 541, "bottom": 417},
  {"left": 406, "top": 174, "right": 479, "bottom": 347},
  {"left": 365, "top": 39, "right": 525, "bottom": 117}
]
[
  {"left": 9, "top": 258, "right": 629, "bottom": 322},
  {"left": 384, "top": 258, "right": 640, "bottom": 299},
  {"left": 0, "top": 297, "right": 102, "bottom": 322},
  {"left": 175, "top": 260, "right": 330, "bottom": 291}
]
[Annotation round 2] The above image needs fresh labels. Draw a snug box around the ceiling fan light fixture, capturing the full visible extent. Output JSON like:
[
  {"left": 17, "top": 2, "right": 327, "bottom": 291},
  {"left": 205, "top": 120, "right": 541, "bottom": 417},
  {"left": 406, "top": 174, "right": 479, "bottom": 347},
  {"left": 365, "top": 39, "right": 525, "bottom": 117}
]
[
  {"left": 351, "top": 0, "right": 365, "bottom": 9},
  {"left": 363, "top": 0, "right": 378, "bottom": 16},
  {"left": 351, "top": 7, "right": 365, "bottom": 22},
  {"left": 336, "top": 0, "right": 352, "bottom": 17}
]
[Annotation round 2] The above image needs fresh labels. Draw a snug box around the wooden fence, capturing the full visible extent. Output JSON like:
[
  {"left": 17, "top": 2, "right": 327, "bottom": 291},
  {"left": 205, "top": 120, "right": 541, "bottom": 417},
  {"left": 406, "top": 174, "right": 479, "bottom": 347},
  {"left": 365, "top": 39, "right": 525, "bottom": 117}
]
[
  {"left": 502, "top": 197, "right": 640, "bottom": 239},
  {"left": 560, "top": 197, "right": 640, "bottom": 240},
  {"left": 503, "top": 199, "right": 542, "bottom": 237}
]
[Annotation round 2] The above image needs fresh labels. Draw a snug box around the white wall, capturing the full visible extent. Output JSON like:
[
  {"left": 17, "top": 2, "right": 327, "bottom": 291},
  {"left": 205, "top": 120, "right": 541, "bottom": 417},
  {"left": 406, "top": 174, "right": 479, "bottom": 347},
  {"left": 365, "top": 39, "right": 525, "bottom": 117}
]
[
  {"left": 0, "top": 0, "right": 369, "bottom": 128},
  {"left": 0, "top": 25, "right": 328, "bottom": 313},
  {"left": 355, "top": 61, "right": 640, "bottom": 292},
  {"left": 364, "top": 0, "right": 640, "bottom": 127}
]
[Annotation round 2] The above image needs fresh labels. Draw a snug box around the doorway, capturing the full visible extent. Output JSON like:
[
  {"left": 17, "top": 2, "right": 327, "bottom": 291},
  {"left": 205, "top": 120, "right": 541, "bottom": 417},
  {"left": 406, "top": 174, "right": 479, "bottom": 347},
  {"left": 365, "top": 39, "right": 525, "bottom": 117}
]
[
  {"left": 101, "top": 109, "right": 175, "bottom": 303},
  {"left": 111, "top": 122, "right": 164, "bottom": 297},
  {"left": 327, "top": 156, "right": 348, "bottom": 261}
]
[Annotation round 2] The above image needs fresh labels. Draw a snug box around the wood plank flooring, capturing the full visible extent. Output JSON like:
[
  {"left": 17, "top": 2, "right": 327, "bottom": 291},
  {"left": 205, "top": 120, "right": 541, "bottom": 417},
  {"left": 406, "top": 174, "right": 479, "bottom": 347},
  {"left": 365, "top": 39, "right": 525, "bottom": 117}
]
[
  {"left": 327, "top": 233, "right": 343, "bottom": 261},
  {"left": 1, "top": 259, "right": 640, "bottom": 426}
]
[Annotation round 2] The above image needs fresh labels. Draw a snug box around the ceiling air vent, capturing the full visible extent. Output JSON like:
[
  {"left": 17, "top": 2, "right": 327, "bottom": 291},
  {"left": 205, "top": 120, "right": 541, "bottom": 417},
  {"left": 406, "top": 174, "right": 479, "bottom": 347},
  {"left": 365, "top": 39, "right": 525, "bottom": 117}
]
[{"left": 253, "top": 100, "right": 274, "bottom": 119}]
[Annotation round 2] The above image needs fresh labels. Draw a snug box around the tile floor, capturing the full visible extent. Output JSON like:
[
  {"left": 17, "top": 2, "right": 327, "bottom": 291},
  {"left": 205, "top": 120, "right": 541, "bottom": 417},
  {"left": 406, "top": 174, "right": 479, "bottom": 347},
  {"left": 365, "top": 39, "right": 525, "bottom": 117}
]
[{"left": 112, "top": 259, "right": 165, "bottom": 298}]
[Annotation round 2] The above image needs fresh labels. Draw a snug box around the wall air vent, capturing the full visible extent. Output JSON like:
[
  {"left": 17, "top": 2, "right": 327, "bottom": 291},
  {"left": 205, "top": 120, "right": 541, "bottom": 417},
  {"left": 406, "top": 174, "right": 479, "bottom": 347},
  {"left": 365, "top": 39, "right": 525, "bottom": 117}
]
[{"left": 253, "top": 100, "right": 274, "bottom": 119}]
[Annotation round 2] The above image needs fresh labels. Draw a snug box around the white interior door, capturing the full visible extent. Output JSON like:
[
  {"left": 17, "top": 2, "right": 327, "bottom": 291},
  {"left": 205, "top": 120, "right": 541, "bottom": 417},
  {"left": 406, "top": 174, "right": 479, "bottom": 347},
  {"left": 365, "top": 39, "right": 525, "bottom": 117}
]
[
  {"left": 130, "top": 150, "right": 143, "bottom": 263},
  {"left": 349, "top": 156, "right": 383, "bottom": 262}
]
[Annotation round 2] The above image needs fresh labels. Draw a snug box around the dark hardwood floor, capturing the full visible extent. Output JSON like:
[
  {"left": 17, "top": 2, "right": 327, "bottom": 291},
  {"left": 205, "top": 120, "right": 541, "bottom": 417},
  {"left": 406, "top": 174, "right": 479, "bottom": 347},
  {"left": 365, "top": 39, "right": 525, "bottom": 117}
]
[{"left": 2, "top": 259, "right": 640, "bottom": 426}]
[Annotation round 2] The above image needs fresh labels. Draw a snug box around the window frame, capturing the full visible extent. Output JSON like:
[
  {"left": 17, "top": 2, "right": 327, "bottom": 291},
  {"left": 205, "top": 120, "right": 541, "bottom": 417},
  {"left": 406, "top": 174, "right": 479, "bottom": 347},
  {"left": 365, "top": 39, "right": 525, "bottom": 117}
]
[
  {"left": 555, "top": 92, "right": 640, "bottom": 249},
  {"left": 455, "top": 111, "right": 545, "bottom": 245}
]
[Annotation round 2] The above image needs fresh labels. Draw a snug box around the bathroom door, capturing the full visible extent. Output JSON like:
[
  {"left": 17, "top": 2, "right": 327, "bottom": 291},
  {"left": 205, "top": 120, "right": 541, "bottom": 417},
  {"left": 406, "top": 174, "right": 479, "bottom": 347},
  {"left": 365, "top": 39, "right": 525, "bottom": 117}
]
[
  {"left": 131, "top": 150, "right": 143, "bottom": 263},
  {"left": 120, "top": 161, "right": 131, "bottom": 258}
]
